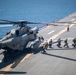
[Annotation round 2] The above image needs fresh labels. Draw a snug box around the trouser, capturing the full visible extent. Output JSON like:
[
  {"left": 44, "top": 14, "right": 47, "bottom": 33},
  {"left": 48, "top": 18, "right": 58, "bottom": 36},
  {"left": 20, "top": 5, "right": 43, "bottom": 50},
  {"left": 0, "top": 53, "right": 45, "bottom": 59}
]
[
  {"left": 57, "top": 43, "right": 61, "bottom": 47},
  {"left": 72, "top": 43, "right": 76, "bottom": 47},
  {"left": 64, "top": 43, "right": 69, "bottom": 47},
  {"left": 49, "top": 44, "right": 52, "bottom": 48},
  {"left": 41, "top": 47, "right": 46, "bottom": 53}
]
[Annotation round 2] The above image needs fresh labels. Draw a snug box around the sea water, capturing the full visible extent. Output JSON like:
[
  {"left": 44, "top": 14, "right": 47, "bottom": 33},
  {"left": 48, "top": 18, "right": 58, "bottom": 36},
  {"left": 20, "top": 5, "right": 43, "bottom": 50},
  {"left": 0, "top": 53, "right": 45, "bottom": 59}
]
[{"left": 0, "top": 0, "right": 76, "bottom": 37}]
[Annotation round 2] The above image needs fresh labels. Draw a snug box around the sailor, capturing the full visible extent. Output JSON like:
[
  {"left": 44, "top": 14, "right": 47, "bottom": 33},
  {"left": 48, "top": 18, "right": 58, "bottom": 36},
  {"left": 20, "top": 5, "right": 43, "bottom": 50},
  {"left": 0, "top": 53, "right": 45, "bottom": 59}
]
[
  {"left": 38, "top": 37, "right": 41, "bottom": 40},
  {"left": 41, "top": 36, "right": 44, "bottom": 41},
  {"left": 57, "top": 38, "right": 62, "bottom": 48},
  {"left": 41, "top": 44, "right": 46, "bottom": 53},
  {"left": 45, "top": 40, "right": 48, "bottom": 50},
  {"left": 48, "top": 39, "right": 52, "bottom": 48},
  {"left": 67, "top": 25, "right": 69, "bottom": 32},
  {"left": 64, "top": 39, "right": 69, "bottom": 47},
  {"left": 72, "top": 38, "right": 76, "bottom": 48},
  {"left": 38, "top": 36, "right": 44, "bottom": 42}
]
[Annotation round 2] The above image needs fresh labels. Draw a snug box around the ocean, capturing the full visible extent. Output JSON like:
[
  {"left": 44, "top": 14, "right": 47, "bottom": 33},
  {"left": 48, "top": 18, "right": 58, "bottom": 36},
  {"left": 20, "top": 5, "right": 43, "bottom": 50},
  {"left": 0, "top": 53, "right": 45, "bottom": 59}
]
[{"left": 0, "top": 0, "right": 76, "bottom": 37}]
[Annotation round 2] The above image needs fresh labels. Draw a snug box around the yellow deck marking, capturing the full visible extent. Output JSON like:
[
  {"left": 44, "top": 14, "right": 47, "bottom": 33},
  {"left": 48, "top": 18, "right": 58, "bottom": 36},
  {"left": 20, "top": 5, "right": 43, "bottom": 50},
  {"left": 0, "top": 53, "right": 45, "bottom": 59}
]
[
  {"left": 0, "top": 64, "right": 12, "bottom": 75},
  {"left": 1, "top": 22, "right": 76, "bottom": 75},
  {"left": 0, "top": 53, "right": 32, "bottom": 75},
  {"left": 20, "top": 53, "right": 32, "bottom": 62},
  {"left": 11, "top": 53, "right": 32, "bottom": 68}
]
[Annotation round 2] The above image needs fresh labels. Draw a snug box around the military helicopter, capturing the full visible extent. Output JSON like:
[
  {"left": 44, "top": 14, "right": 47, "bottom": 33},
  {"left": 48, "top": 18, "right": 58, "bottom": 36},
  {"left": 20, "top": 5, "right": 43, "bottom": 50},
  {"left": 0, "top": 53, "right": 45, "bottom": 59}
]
[
  {"left": 0, "top": 19, "right": 46, "bottom": 62},
  {"left": 0, "top": 19, "right": 76, "bottom": 62}
]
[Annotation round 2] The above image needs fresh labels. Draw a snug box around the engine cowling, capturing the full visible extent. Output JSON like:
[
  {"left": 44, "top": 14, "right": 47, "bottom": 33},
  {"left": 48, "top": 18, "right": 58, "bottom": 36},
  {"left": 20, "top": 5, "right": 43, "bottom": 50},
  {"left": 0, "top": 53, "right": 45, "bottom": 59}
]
[{"left": 29, "top": 27, "right": 39, "bottom": 34}]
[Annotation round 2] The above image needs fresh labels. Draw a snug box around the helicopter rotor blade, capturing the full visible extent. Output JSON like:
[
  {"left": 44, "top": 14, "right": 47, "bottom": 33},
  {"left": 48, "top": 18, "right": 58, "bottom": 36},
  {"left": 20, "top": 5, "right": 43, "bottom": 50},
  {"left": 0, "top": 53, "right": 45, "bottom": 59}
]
[
  {"left": 0, "top": 22, "right": 14, "bottom": 24},
  {"left": 0, "top": 19, "right": 14, "bottom": 27},
  {"left": 0, "top": 19, "right": 14, "bottom": 23},
  {"left": 26, "top": 22, "right": 46, "bottom": 24},
  {"left": 53, "top": 21, "right": 76, "bottom": 24},
  {"left": 0, "top": 25, "right": 12, "bottom": 27},
  {"left": 0, "top": 19, "right": 76, "bottom": 27}
]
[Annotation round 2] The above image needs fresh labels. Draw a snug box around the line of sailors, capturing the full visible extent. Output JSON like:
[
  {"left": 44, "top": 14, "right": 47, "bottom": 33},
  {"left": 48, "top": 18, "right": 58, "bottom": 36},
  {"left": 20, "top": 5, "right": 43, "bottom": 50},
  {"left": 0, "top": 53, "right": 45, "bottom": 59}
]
[{"left": 41, "top": 37, "right": 76, "bottom": 53}]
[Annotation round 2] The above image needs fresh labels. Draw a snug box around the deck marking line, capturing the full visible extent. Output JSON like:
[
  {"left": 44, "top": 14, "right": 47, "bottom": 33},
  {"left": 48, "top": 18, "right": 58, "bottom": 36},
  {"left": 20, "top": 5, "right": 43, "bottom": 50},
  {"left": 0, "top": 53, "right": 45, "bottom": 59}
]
[
  {"left": 48, "top": 30, "right": 55, "bottom": 34},
  {"left": 21, "top": 53, "right": 32, "bottom": 62},
  {"left": 71, "top": 18, "right": 75, "bottom": 21}
]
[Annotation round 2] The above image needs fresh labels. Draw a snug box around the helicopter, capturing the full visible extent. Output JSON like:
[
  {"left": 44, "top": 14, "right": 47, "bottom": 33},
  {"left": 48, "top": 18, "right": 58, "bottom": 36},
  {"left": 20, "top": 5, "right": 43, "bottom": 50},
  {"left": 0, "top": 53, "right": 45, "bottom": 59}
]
[
  {"left": 0, "top": 19, "right": 76, "bottom": 62},
  {"left": 0, "top": 19, "right": 45, "bottom": 62}
]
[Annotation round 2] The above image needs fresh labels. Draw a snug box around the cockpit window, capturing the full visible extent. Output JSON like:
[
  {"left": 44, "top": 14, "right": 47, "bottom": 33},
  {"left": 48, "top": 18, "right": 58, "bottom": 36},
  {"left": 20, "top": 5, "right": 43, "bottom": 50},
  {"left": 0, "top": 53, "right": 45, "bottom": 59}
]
[{"left": 15, "top": 30, "right": 19, "bottom": 36}]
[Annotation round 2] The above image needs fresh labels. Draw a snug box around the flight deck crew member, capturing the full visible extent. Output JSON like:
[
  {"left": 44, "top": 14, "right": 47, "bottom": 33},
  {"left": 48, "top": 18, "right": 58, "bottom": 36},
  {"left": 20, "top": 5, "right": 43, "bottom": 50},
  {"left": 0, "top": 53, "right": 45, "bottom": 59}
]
[
  {"left": 64, "top": 39, "right": 69, "bottom": 47},
  {"left": 48, "top": 39, "right": 52, "bottom": 48},
  {"left": 41, "top": 36, "right": 44, "bottom": 41},
  {"left": 72, "top": 38, "right": 76, "bottom": 47},
  {"left": 38, "top": 37, "right": 41, "bottom": 40},
  {"left": 41, "top": 44, "right": 46, "bottom": 53},
  {"left": 45, "top": 40, "right": 48, "bottom": 50},
  {"left": 38, "top": 36, "right": 44, "bottom": 41},
  {"left": 57, "top": 38, "right": 62, "bottom": 48},
  {"left": 67, "top": 25, "right": 69, "bottom": 32}
]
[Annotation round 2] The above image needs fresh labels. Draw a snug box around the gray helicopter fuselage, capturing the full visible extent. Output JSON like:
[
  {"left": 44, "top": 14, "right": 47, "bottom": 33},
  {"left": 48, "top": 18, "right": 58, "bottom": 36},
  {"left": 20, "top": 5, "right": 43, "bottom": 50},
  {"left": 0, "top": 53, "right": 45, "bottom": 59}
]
[{"left": 0, "top": 27, "right": 38, "bottom": 51}]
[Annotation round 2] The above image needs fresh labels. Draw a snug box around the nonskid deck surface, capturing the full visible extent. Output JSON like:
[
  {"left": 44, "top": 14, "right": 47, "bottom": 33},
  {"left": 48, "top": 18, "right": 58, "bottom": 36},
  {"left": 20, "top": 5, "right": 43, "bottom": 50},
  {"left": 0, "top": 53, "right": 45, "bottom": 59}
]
[{"left": 0, "top": 12, "right": 76, "bottom": 75}]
